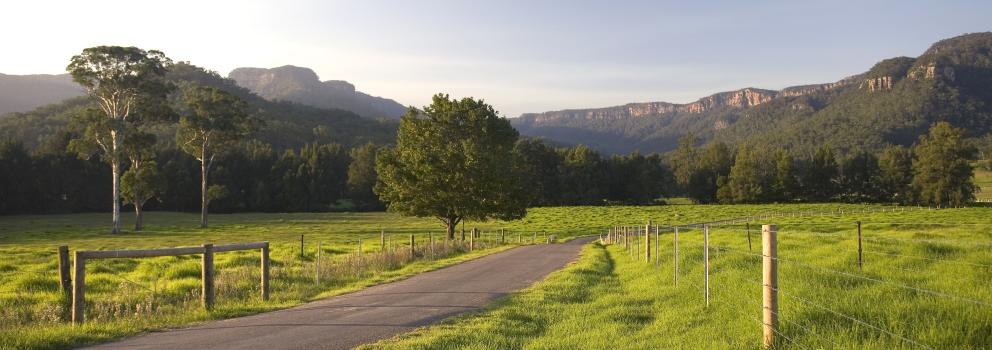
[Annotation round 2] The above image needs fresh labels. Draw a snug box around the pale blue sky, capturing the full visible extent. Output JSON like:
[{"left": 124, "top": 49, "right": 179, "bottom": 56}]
[{"left": 2, "top": 0, "right": 989, "bottom": 116}]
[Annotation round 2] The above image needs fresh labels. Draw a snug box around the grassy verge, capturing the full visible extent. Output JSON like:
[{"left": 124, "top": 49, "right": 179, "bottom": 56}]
[
  {"left": 0, "top": 212, "right": 520, "bottom": 350},
  {"left": 361, "top": 207, "right": 992, "bottom": 349}
]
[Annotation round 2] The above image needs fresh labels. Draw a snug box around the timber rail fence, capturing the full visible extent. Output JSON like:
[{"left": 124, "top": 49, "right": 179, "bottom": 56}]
[
  {"left": 601, "top": 205, "right": 992, "bottom": 349},
  {"left": 35, "top": 227, "right": 551, "bottom": 326}
]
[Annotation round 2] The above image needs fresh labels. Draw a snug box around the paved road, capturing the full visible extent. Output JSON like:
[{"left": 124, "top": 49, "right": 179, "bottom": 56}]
[{"left": 82, "top": 237, "right": 593, "bottom": 350}]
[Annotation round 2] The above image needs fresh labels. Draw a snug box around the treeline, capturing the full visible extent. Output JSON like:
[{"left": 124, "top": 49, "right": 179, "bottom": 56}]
[
  {"left": 667, "top": 122, "right": 980, "bottom": 206},
  {"left": 0, "top": 138, "right": 384, "bottom": 215},
  {"left": 0, "top": 121, "right": 984, "bottom": 217}
]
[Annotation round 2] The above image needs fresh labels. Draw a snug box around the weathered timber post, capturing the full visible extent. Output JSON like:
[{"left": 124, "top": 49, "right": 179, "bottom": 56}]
[
  {"left": 673, "top": 226, "right": 679, "bottom": 286},
  {"left": 704, "top": 224, "right": 710, "bottom": 307},
  {"left": 202, "top": 243, "right": 215, "bottom": 310},
  {"left": 470, "top": 228, "right": 476, "bottom": 251},
  {"left": 261, "top": 242, "right": 270, "bottom": 301},
  {"left": 316, "top": 241, "right": 321, "bottom": 284},
  {"left": 857, "top": 221, "right": 863, "bottom": 270},
  {"left": 357, "top": 238, "right": 363, "bottom": 276},
  {"left": 430, "top": 233, "right": 435, "bottom": 260},
  {"left": 410, "top": 234, "right": 416, "bottom": 257},
  {"left": 762, "top": 224, "right": 778, "bottom": 349},
  {"left": 58, "top": 246, "right": 71, "bottom": 309},
  {"left": 645, "top": 221, "right": 651, "bottom": 263},
  {"left": 636, "top": 225, "right": 641, "bottom": 260},
  {"left": 746, "top": 223, "right": 752, "bottom": 251},
  {"left": 71, "top": 251, "right": 85, "bottom": 324},
  {"left": 500, "top": 229, "right": 505, "bottom": 245},
  {"left": 654, "top": 225, "right": 659, "bottom": 269}
]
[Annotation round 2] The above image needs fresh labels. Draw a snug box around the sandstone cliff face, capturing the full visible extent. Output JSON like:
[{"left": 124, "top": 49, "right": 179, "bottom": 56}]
[
  {"left": 518, "top": 84, "right": 842, "bottom": 126},
  {"left": 228, "top": 65, "right": 406, "bottom": 119}
]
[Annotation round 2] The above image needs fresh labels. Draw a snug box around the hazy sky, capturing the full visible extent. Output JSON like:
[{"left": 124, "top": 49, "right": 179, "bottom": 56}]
[{"left": 2, "top": 0, "right": 990, "bottom": 116}]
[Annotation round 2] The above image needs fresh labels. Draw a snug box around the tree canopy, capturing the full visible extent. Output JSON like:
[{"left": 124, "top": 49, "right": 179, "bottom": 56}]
[{"left": 375, "top": 94, "right": 527, "bottom": 238}]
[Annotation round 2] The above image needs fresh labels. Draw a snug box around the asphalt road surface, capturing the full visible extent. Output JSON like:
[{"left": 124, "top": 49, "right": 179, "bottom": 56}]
[{"left": 81, "top": 237, "right": 593, "bottom": 350}]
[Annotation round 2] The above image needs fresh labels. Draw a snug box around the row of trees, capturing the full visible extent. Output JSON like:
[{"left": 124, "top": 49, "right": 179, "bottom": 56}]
[
  {"left": 0, "top": 138, "right": 384, "bottom": 215},
  {"left": 63, "top": 46, "right": 254, "bottom": 232},
  {"left": 670, "top": 122, "right": 979, "bottom": 207}
]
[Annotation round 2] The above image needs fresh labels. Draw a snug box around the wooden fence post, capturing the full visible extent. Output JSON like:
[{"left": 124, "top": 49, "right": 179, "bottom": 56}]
[
  {"left": 430, "top": 233, "right": 435, "bottom": 259},
  {"left": 704, "top": 224, "right": 709, "bottom": 307},
  {"left": 410, "top": 234, "right": 416, "bottom": 257},
  {"left": 857, "top": 221, "right": 863, "bottom": 270},
  {"left": 202, "top": 244, "right": 215, "bottom": 310},
  {"left": 762, "top": 225, "right": 778, "bottom": 349},
  {"left": 500, "top": 229, "right": 505, "bottom": 245},
  {"left": 71, "top": 251, "right": 85, "bottom": 324},
  {"left": 746, "top": 223, "right": 752, "bottom": 251},
  {"left": 637, "top": 225, "right": 641, "bottom": 260},
  {"left": 58, "top": 246, "right": 71, "bottom": 310},
  {"left": 316, "top": 241, "right": 321, "bottom": 284},
  {"left": 673, "top": 227, "right": 679, "bottom": 286},
  {"left": 654, "top": 224, "right": 659, "bottom": 269},
  {"left": 381, "top": 230, "right": 386, "bottom": 252},
  {"left": 470, "top": 228, "right": 475, "bottom": 251},
  {"left": 261, "top": 242, "right": 270, "bottom": 301},
  {"left": 645, "top": 221, "right": 651, "bottom": 263},
  {"left": 300, "top": 235, "right": 304, "bottom": 260}
]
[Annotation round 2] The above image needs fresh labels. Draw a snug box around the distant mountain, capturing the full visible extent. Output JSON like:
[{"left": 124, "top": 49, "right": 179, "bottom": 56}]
[
  {"left": 513, "top": 32, "right": 992, "bottom": 155},
  {"left": 229, "top": 65, "right": 407, "bottom": 120},
  {"left": 0, "top": 73, "right": 84, "bottom": 116},
  {"left": 0, "top": 63, "right": 397, "bottom": 150}
]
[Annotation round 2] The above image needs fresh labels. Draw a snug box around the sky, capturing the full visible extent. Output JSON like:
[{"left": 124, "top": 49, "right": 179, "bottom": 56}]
[{"left": 2, "top": 0, "right": 990, "bottom": 117}]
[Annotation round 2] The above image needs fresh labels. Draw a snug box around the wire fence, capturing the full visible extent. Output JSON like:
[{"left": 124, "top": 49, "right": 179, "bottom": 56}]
[{"left": 602, "top": 206, "right": 992, "bottom": 349}]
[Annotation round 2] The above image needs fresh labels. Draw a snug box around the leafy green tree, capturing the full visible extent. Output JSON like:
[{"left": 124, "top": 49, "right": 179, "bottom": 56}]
[
  {"left": 877, "top": 145, "right": 914, "bottom": 203},
  {"left": 120, "top": 131, "right": 161, "bottom": 230},
  {"left": 718, "top": 145, "right": 770, "bottom": 203},
  {"left": 688, "top": 142, "right": 734, "bottom": 203},
  {"left": 176, "top": 85, "right": 252, "bottom": 228},
  {"left": 803, "top": 146, "right": 839, "bottom": 202},
  {"left": 512, "top": 138, "right": 562, "bottom": 206},
  {"left": 120, "top": 161, "right": 165, "bottom": 231},
  {"left": 347, "top": 143, "right": 384, "bottom": 210},
  {"left": 66, "top": 46, "right": 172, "bottom": 233},
  {"left": 911, "top": 122, "right": 976, "bottom": 207},
  {"left": 771, "top": 150, "right": 799, "bottom": 202},
  {"left": 669, "top": 133, "right": 699, "bottom": 190},
  {"left": 558, "top": 145, "right": 606, "bottom": 204},
  {"left": 838, "top": 151, "right": 880, "bottom": 202},
  {"left": 374, "top": 94, "right": 527, "bottom": 239}
]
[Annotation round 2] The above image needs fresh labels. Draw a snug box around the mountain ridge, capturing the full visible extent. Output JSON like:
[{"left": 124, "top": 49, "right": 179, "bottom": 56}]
[
  {"left": 0, "top": 73, "right": 84, "bottom": 116},
  {"left": 513, "top": 32, "right": 992, "bottom": 155},
  {"left": 229, "top": 65, "right": 407, "bottom": 120}
]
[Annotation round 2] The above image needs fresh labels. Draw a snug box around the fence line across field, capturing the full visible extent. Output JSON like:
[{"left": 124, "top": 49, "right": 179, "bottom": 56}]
[{"left": 602, "top": 208, "right": 988, "bottom": 349}]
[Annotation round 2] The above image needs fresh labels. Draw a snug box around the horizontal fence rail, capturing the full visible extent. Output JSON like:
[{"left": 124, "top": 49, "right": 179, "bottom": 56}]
[{"left": 68, "top": 241, "right": 270, "bottom": 324}]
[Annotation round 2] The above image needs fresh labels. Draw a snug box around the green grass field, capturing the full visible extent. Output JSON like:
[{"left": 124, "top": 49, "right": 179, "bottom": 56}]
[
  {"left": 2, "top": 204, "right": 989, "bottom": 349},
  {"left": 360, "top": 206, "right": 992, "bottom": 349},
  {"left": 0, "top": 211, "right": 526, "bottom": 350}
]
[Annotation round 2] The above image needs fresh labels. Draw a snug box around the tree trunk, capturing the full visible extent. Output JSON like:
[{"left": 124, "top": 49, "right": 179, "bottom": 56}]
[
  {"left": 445, "top": 218, "right": 457, "bottom": 240},
  {"left": 200, "top": 156, "right": 209, "bottom": 229},
  {"left": 111, "top": 160, "right": 122, "bottom": 234},
  {"left": 134, "top": 202, "right": 144, "bottom": 231}
]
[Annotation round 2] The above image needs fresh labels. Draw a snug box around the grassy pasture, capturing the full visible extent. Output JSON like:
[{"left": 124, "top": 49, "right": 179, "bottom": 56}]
[
  {"left": 0, "top": 211, "right": 522, "bottom": 350},
  {"left": 361, "top": 206, "right": 992, "bottom": 349}
]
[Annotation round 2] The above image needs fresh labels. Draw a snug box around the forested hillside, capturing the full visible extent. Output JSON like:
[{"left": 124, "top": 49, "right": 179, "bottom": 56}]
[
  {"left": 0, "top": 63, "right": 397, "bottom": 151},
  {"left": 513, "top": 32, "right": 992, "bottom": 156}
]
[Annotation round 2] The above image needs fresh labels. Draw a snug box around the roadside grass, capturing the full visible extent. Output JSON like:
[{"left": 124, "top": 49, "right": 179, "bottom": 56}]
[
  {"left": 362, "top": 206, "right": 992, "bottom": 349},
  {"left": 0, "top": 212, "right": 518, "bottom": 350}
]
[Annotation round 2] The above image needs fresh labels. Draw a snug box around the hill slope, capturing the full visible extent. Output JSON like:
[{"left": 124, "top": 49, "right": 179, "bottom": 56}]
[
  {"left": 513, "top": 32, "right": 992, "bottom": 155},
  {"left": 0, "top": 63, "right": 397, "bottom": 150},
  {"left": 229, "top": 65, "right": 407, "bottom": 120},
  {"left": 0, "top": 73, "right": 84, "bottom": 115}
]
